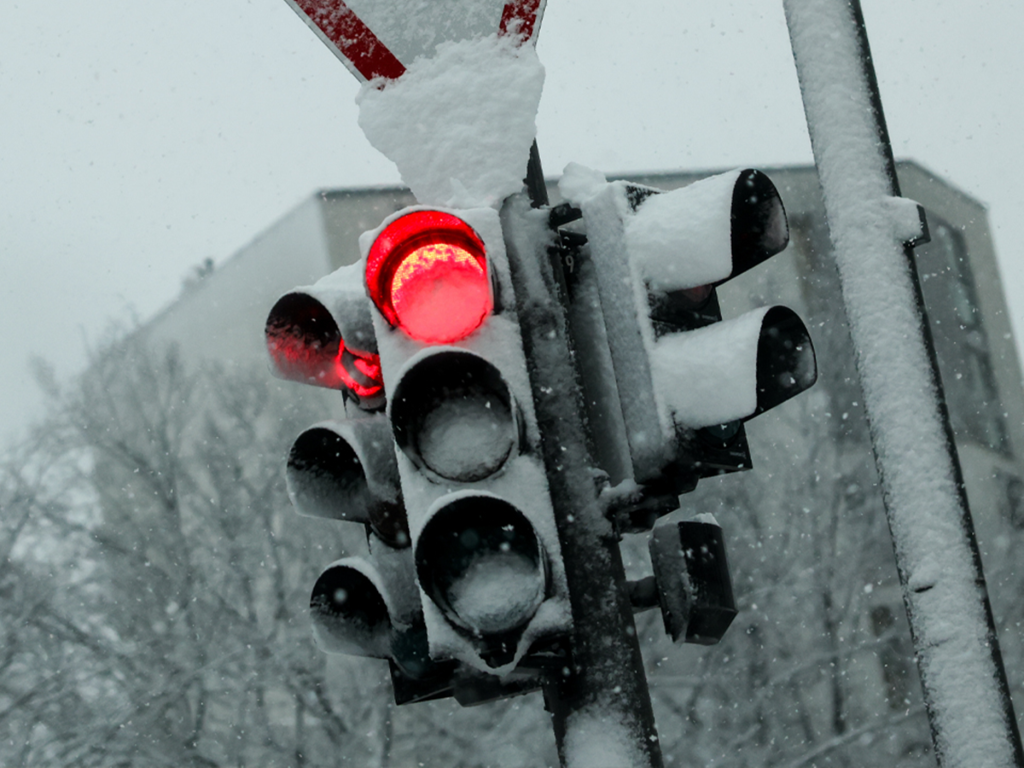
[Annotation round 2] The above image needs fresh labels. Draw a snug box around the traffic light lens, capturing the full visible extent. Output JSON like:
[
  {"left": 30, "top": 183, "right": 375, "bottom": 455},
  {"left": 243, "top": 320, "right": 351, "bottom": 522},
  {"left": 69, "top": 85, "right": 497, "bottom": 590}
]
[
  {"left": 366, "top": 211, "right": 492, "bottom": 343},
  {"left": 416, "top": 496, "right": 546, "bottom": 637},
  {"left": 287, "top": 426, "right": 372, "bottom": 522},
  {"left": 391, "top": 350, "right": 517, "bottom": 482},
  {"left": 310, "top": 561, "right": 392, "bottom": 657},
  {"left": 754, "top": 306, "right": 818, "bottom": 414},
  {"left": 730, "top": 169, "right": 790, "bottom": 274},
  {"left": 418, "top": 393, "right": 513, "bottom": 480},
  {"left": 390, "top": 241, "right": 491, "bottom": 343},
  {"left": 287, "top": 423, "right": 409, "bottom": 548},
  {"left": 266, "top": 292, "right": 342, "bottom": 388},
  {"left": 337, "top": 342, "right": 384, "bottom": 400},
  {"left": 266, "top": 290, "right": 384, "bottom": 408}
]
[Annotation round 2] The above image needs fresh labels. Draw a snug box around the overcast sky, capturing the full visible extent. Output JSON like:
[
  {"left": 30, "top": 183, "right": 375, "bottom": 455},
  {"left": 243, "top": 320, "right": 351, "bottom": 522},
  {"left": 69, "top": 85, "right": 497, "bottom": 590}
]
[{"left": 2, "top": 0, "right": 1022, "bottom": 445}]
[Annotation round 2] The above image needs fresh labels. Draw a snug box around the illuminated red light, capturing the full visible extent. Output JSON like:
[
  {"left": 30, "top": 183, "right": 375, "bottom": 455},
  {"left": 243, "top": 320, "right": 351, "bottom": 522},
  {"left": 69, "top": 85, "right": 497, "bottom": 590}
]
[
  {"left": 366, "top": 211, "right": 492, "bottom": 344},
  {"left": 336, "top": 342, "right": 384, "bottom": 400}
]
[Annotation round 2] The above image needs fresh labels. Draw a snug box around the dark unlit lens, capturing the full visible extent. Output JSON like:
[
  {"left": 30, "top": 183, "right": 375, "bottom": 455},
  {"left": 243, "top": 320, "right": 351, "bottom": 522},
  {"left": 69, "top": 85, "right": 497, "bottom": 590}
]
[
  {"left": 416, "top": 496, "right": 545, "bottom": 636},
  {"left": 309, "top": 563, "right": 391, "bottom": 657},
  {"left": 391, "top": 351, "right": 516, "bottom": 482},
  {"left": 447, "top": 548, "right": 544, "bottom": 634}
]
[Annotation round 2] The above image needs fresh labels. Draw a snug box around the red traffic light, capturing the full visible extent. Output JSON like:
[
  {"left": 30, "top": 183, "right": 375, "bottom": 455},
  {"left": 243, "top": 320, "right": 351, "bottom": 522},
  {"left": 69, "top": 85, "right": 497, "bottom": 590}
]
[
  {"left": 265, "top": 291, "right": 384, "bottom": 407},
  {"left": 366, "top": 211, "right": 493, "bottom": 344},
  {"left": 337, "top": 340, "right": 383, "bottom": 400}
]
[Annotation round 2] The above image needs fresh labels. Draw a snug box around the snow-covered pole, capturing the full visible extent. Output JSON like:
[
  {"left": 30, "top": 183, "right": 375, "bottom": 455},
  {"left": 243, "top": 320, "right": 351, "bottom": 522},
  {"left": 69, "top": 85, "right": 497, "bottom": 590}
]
[
  {"left": 502, "top": 151, "right": 663, "bottom": 768},
  {"left": 783, "top": 1, "right": 1024, "bottom": 764}
]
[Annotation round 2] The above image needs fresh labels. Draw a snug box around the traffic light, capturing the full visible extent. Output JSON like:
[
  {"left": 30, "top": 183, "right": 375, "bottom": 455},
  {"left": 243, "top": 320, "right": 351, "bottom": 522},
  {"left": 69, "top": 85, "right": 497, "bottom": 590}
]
[
  {"left": 362, "top": 205, "right": 571, "bottom": 676},
  {"left": 266, "top": 264, "right": 459, "bottom": 701},
  {"left": 550, "top": 167, "right": 815, "bottom": 649},
  {"left": 285, "top": 416, "right": 407, "bottom": 547},
  {"left": 648, "top": 518, "right": 738, "bottom": 645},
  {"left": 266, "top": 262, "right": 407, "bottom": 548},
  {"left": 627, "top": 517, "right": 738, "bottom": 645},
  {"left": 560, "top": 168, "right": 817, "bottom": 524},
  {"left": 265, "top": 166, "right": 817, "bottom": 716},
  {"left": 266, "top": 206, "right": 572, "bottom": 705},
  {"left": 265, "top": 262, "right": 385, "bottom": 410}
]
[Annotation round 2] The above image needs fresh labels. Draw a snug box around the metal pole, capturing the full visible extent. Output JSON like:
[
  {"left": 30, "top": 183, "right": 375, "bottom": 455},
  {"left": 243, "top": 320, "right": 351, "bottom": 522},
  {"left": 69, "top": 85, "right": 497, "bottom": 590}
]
[
  {"left": 783, "top": 1, "right": 1023, "bottom": 764},
  {"left": 497, "top": 149, "right": 663, "bottom": 768}
]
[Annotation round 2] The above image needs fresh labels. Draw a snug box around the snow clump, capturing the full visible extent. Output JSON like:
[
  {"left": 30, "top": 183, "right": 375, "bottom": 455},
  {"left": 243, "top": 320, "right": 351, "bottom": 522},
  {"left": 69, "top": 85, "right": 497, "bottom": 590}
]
[
  {"left": 448, "top": 549, "right": 544, "bottom": 634},
  {"left": 563, "top": 701, "right": 649, "bottom": 768},
  {"left": 357, "top": 34, "right": 544, "bottom": 209}
]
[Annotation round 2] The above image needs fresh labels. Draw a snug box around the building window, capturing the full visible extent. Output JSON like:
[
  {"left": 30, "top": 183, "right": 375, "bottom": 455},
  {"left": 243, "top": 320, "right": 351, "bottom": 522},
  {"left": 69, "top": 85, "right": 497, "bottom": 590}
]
[
  {"left": 995, "top": 470, "right": 1024, "bottom": 529},
  {"left": 916, "top": 219, "right": 1010, "bottom": 456}
]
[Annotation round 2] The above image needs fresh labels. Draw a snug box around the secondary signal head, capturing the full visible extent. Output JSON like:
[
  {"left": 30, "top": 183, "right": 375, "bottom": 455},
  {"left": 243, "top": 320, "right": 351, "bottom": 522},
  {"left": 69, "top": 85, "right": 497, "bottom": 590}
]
[
  {"left": 265, "top": 274, "right": 385, "bottom": 410},
  {"left": 366, "top": 210, "right": 493, "bottom": 344}
]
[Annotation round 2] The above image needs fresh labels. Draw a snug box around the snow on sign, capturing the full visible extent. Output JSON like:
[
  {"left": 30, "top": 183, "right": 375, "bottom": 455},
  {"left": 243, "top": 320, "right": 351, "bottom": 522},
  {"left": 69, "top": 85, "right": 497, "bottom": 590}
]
[{"left": 282, "top": 0, "right": 546, "bottom": 82}]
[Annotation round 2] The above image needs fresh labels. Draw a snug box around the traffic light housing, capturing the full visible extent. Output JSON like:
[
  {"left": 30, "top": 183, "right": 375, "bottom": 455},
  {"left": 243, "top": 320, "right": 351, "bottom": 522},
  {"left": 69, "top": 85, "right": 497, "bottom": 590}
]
[
  {"left": 265, "top": 262, "right": 385, "bottom": 410},
  {"left": 286, "top": 416, "right": 407, "bottom": 547},
  {"left": 626, "top": 518, "right": 739, "bottom": 645},
  {"left": 648, "top": 519, "right": 738, "bottom": 645},
  {"left": 266, "top": 264, "right": 462, "bottom": 703},
  {"left": 266, "top": 204, "right": 573, "bottom": 706},
  {"left": 561, "top": 168, "right": 817, "bottom": 509},
  {"left": 553, "top": 167, "right": 816, "bottom": 645},
  {"left": 362, "top": 204, "right": 571, "bottom": 676}
]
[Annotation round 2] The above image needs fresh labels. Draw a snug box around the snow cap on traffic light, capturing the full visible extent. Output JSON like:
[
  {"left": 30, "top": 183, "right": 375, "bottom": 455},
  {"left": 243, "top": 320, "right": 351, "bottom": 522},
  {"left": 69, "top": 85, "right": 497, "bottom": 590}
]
[{"left": 357, "top": 34, "right": 544, "bottom": 209}]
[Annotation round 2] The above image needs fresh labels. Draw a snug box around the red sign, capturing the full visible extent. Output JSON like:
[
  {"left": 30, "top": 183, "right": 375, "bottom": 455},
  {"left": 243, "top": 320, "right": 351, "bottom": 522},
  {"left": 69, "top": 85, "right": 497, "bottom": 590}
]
[{"left": 283, "top": 0, "right": 545, "bottom": 82}]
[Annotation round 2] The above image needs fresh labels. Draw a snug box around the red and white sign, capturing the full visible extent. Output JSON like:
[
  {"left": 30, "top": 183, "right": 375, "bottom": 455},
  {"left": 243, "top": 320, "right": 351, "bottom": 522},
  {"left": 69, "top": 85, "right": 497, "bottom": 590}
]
[{"left": 282, "top": 0, "right": 545, "bottom": 82}]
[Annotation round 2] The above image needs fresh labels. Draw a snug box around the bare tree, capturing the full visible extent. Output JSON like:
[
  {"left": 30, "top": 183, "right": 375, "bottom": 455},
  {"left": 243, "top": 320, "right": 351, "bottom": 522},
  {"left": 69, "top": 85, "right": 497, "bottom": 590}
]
[
  {"left": 1, "top": 335, "right": 397, "bottom": 766},
  {"left": 2, "top": 332, "right": 561, "bottom": 767}
]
